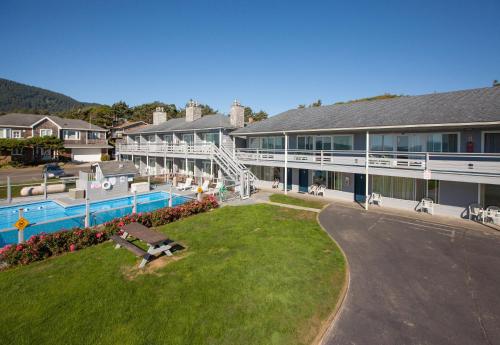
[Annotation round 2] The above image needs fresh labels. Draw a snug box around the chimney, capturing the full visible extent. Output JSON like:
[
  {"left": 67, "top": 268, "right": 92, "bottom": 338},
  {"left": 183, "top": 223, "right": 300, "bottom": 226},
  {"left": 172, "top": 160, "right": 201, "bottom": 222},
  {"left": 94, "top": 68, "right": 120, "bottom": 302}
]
[
  {"left": 186, "top": 100, "right": 202, "bottom": 122},
  {"left": 152, "top": 107, "right": 167, "bottom": 125},
  {"left": 230, "top": 99, "right": 244, "bottom": 128}
]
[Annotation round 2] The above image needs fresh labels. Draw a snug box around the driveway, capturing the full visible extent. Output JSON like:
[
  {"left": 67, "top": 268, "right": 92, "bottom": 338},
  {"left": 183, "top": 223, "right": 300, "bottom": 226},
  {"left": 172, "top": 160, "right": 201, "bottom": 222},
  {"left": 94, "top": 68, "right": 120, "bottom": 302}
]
[{"left": 319, "top": 203, "right": 500, "bottom": 345}]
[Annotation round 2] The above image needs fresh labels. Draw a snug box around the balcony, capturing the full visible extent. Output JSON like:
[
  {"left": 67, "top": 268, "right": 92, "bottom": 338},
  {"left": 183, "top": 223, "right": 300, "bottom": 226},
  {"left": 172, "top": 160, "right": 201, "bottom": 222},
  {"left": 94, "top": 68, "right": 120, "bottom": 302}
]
[
  {"left": 235, "top": 148, "right": 500, "bottom": 185},
  {"left": 116, "top": 144, "right": 500, "bottom": 184}
]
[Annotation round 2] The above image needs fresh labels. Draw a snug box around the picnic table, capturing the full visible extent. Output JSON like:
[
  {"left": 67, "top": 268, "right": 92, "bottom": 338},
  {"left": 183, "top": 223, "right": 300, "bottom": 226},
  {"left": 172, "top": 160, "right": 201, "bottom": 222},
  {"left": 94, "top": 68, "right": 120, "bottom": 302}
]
[{"left": 112, "top": 223, "right": 175, "bottom": 268}]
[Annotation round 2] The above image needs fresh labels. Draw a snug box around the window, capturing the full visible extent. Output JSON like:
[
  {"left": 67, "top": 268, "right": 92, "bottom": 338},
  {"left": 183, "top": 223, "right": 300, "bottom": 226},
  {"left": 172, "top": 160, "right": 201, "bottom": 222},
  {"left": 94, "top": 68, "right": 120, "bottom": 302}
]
[
  {"left": 87, "top": 132, "right": 101, "bottom": 140},
  {"left": 12, "top": 147, "right": 23, "bottom": 155},
  {"left": 370, "top": 135, "right": 394, "bottom": 151},
  {"left": 202, "top": 132, "right": 219, "bottom": 146},
  {"left": 315, "top": 136, "right": 332, "bottom": 150},
  {"left": 202, "top": 161, "right": 212, "bottom": 177},
  {"left": 40, "top": 129, "right": 53, "bottom": 137},
  {"left": 327, "top": 171, "right": 343, "bottom": 191},
  {"left": 313, "top": 170, "right": 327, "bottom": 185},
  {"left": 0, "top": 129, "right": 9, "bottom": 138},
  {"left": 63, "top": 130, "right": 79, "bottom": 140},
  {"left": 333, "top": 135, "right": 353, "bottom": 150},
  {"left": 297, "top": 136, "right": 313, "bottom": 150},
  {"left": 148, "top": 135, "right": 156, "bottom": 143},
  {"left": 426, "top": 133, "right": 458, "bottom": 152},
  {"left": 182, "top": 134, "right": 194, "bottom": 145},
  {"left": 371, "top": 175, "right": 415, "bottom": 201},
  {"left": 12, "top": 130, "right": 22, "bottom": 138},
  {"left": 249, "top": 137, "right": 259, "bottom": 148},
  {"left": 163, "top": 135, "right": 173, "bottom": 145}
]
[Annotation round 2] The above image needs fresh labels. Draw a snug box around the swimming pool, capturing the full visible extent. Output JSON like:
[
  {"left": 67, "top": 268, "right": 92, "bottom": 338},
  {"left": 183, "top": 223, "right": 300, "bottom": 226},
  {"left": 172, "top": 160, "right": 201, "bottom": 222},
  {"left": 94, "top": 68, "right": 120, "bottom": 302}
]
[{"left": 0, "top": 191, "right": 190, "bottom": 247}]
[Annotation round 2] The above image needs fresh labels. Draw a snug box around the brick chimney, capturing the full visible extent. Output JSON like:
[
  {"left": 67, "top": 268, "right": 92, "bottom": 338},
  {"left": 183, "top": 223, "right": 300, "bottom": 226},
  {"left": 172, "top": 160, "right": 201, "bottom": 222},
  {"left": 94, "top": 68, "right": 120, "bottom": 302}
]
[
  {"left": 186, "top": 100, "right": 202, "bottom": 122},
  {"left": 230, "top": 100, "right": 244, "bottom": 128},
  {"left": 152, "top": 107, "right": 167, "bottom": 125}
]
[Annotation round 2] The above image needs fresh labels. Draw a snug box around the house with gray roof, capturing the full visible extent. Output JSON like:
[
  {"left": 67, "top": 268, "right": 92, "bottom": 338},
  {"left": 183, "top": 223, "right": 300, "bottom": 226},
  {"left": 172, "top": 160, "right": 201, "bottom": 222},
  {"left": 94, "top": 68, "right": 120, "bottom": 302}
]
[
  {"left": 117, "top": 86, "right": 500, "bottom": 217},
  {"left": 0, "top": 113, "right": 110, "bottom": 163}
]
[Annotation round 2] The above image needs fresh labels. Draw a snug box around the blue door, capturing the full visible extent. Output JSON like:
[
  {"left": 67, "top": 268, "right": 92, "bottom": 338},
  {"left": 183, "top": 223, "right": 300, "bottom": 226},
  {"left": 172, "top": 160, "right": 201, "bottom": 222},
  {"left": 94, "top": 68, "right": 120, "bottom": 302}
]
[
  {"left": 284, "top": 168, "right": 293, "bottom": 191},
  {"left": 299, "top": 169, "right": 308, "bottom": 193},
  {"left": 354, "top": 174, "right": 366, "bottom": 202}
]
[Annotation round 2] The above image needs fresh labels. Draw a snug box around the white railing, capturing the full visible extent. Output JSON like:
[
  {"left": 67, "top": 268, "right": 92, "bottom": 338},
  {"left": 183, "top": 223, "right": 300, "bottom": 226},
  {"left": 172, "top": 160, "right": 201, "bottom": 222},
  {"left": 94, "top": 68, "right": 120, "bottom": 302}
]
[{"left": 235, "top": 148, "right": 500, "bottom": 177}]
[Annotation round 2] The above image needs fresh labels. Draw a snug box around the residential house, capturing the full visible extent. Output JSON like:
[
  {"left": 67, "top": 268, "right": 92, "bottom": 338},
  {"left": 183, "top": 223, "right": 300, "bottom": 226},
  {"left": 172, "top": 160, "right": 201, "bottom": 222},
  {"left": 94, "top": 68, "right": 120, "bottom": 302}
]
[{"left": 0, "top": 113, "right": 110, "bottom": 163}]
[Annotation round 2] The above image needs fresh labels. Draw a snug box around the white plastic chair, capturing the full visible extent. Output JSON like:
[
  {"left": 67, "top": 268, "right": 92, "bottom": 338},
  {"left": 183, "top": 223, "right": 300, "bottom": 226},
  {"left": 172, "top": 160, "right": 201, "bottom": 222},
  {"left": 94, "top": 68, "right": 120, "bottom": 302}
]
[
  {"left": 370, "top": 193, "right": 382, "bottom": 206},
  {"left": 176, "top": 177, "right": 193, "bottom": 191},
  {"left": 468, "top": 203, "right": 483, "bottom": 222},
  {"left": 421, "top": 198, "right": 434, "bottom": 215},
  {"left": 485, "top": 206, "right": 500, "bottom": 224},
  {"left": 272, "top": 179, "right": 280, "bottom": 189},
  {"left": 316, "top": 185, "right": 326, "bottom": 196},
  {"left": 209, "top": 181, "right": 223, "bottom": 196},
  {"left": 308, "top": 185, "right": 318, "bottom": 195}
]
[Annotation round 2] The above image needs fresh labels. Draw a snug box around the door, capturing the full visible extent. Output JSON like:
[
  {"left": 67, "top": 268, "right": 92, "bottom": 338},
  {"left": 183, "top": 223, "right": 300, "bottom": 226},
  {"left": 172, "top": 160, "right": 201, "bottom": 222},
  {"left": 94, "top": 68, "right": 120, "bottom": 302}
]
[
  {"left": 396, "top": 135, "right": 409, "bottom": 159},
  {"left": 299, "top": 169, "right": 309, "bottom": 193},
  {"left": 287, "top": 168, "right": 293, "bottom": 191},
  {"left": 354, "top": 174, "right": 366, "bottom": 202},
  {"left": 484, "top": 133, "right": 500, "bottom": 153}
]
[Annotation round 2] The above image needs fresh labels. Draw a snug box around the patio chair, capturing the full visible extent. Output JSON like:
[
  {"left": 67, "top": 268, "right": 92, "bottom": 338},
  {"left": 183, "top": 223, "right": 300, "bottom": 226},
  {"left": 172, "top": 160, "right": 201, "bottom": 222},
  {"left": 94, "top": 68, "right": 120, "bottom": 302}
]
[
  {"left": 468, "top": 203, "right": 484, "bottom": 222},
  {"left": 272, "top": 179, "right": 280, "bottom": 189},
  {"left": 209, "top": 181, "right": 223, "bottom": 196},
  {"left": 308, "top": 184, "right": 318, "bottom": 195},
  {"left": 370, "top": 193, "right": 382, "bottom": 206},
  {"left": 192, "top": 180, "right": 210, "bottom": 193},
  {"left": 176, "top": 177, "right": 193, "bottom": 191},
  {"left": 316, "top": 185, "right": 326, "bottom": 196},
  {"left": 420, "top": 198, "right": 434, "bottom": 215},
  {"left": 484, "top": 206, "right": 500, "bottom": 224}
]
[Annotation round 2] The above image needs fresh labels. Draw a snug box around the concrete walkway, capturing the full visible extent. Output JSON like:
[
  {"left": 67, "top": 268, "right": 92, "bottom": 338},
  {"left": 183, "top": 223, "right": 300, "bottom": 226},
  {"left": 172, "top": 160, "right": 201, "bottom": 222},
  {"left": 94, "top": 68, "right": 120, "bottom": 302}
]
[{"left": 319, "top": 203, "right": 500, "bottom": 345}]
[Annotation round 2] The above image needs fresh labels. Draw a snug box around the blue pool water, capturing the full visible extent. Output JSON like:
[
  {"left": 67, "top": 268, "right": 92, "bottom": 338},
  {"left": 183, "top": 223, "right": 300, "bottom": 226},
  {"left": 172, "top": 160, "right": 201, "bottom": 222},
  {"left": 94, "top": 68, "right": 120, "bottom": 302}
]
[{"left": 0, "top": 191, "right": 190, "bottom": 247}]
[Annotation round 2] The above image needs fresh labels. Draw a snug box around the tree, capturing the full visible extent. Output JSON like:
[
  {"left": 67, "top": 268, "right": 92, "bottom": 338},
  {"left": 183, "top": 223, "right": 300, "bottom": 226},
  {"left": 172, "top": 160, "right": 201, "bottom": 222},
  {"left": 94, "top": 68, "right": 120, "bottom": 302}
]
[
  {"left": 131, "top": 102, "right": 179, "bottom": 123},
  {"left": 243, "top": 106, "right": 268, "bottom": 122},
  {"left": 111, "top": 101, "right": 132, "bottom": 123},
  {"left": 297, "top": 104, "right": 306, "bottom": 109},
  {"left": 310, "top": 99, "right": 322, "bottom": 107},
  {"left": 494, "top": 80, "right": 499, "bottom": 87},
  {"left": 244, "top": 106, "right": 254, "bottom": 121}
]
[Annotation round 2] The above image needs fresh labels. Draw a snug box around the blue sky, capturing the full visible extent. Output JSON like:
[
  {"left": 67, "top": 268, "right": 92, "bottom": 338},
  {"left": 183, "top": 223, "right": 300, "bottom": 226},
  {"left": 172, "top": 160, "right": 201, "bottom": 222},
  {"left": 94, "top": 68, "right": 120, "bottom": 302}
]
[{"left": 1, "top": 0, "right": 499, "bottom": 115}]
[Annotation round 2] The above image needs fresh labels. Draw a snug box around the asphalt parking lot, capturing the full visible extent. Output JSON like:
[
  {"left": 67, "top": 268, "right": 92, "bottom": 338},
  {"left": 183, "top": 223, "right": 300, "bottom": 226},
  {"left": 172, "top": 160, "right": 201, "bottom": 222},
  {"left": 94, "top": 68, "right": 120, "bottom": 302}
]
[{"left": 319, "top": 203, "right": 500, "bottom": 345}]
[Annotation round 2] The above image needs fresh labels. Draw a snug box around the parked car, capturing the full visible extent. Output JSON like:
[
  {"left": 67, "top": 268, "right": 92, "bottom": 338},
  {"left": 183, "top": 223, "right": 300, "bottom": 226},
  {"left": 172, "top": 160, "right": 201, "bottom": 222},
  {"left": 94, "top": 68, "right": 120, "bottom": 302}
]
[{"left": 42, "top": 164, "right": 66, "bottom": 178}]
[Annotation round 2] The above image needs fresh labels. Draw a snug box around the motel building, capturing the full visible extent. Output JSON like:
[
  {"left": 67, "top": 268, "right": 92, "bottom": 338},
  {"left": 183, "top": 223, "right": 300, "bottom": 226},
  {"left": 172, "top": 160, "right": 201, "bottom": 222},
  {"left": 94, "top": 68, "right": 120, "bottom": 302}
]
[{"left": 117, "top": 86, "right": 500, "bottom": 218}]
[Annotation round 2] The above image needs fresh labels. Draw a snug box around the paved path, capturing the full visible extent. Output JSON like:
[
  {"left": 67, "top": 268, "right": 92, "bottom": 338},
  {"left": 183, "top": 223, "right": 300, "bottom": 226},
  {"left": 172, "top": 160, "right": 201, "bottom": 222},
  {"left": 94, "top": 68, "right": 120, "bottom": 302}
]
[
  {"left": 319, "top": 203, "right": 500, "bottom": 345},
  {"left": 0, "top": 163, "right": 90, "bottom": 183}
]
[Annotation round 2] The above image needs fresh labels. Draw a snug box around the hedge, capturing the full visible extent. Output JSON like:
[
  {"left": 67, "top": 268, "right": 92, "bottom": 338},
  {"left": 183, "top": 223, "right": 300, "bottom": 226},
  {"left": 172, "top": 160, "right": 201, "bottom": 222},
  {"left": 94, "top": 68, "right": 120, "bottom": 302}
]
[{"left": 0, "top": 195, "right": 218, "bottom": 269}]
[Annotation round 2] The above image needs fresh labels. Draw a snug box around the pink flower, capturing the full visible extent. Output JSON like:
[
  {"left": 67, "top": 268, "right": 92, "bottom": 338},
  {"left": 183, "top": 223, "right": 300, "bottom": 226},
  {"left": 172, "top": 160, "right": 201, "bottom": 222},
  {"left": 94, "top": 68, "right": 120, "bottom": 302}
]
[
  {"left": 96, "top": 232, "right": 102, "bottom": 239},
  {"left": 118, "top": 221, "right": 124, "bottom": 227},
  {"left": 69, "top": 244, "right": 76, "bottom": 252},
  {"left": 16, "top": 244, "right": 24, "bottom": 251}
]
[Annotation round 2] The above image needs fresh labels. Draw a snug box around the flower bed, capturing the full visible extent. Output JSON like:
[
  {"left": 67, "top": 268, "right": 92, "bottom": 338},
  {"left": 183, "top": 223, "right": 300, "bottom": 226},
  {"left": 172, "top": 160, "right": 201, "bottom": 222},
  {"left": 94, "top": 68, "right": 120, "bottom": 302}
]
[{"left": 0, "top": 195, "right": 218, "bottom": 269}]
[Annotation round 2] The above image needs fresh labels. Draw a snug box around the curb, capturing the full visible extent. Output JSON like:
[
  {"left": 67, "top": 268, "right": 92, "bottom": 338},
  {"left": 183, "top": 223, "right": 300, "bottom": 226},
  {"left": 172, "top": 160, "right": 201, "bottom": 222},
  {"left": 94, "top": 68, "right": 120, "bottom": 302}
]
[{"left": 313, "top": 204, "right": 351, "bottom": 345}]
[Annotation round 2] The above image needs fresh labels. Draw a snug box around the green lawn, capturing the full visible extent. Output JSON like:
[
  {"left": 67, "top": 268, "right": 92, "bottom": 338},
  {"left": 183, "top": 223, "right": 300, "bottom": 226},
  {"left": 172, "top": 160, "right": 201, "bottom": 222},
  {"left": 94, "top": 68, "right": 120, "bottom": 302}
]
[
  {"left": 269, "top": 194, "right": 329, "bottom": 209},
  {"left": 0, "top": 204, "right": 345, "bottom": 345}
]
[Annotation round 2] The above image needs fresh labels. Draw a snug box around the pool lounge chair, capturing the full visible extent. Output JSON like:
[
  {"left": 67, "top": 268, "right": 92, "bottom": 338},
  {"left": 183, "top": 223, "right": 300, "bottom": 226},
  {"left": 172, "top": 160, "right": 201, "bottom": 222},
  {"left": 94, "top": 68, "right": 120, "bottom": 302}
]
[
  {"left": 177, "top": 177, "right": 193, "bottom": 191},
  {"left": 420, "top": 198, "right": 434, "bottom": 215},
  {"left": 209, "top": 181, "right": 223, "bottom": 196},
  {"left": 192, "top": 180, "right": 210, "bottom": 193}
]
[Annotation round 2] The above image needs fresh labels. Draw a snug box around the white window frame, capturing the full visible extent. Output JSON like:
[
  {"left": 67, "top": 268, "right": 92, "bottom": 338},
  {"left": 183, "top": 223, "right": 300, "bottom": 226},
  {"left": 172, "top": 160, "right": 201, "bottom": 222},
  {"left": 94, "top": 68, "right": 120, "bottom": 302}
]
[
  {"left": 63, "top": 129, "right": 80, "bottom": 140},
  {"left": 425, "top": 131, "right": 460, "bottom": 153},
  {"left": 332, "top": 134, "right": 354, "bottom": 151},
  {"left": 87, "top": 131, "right": 101, "bottom": 140},
  {"left": 297, "top": 135, "right": 314, "bottom": 150},
  {"left": 40, "top": 129, "right": 53, "bottom": 137},
  {"left": 481, "top": 130, "right": 500, "bottom": 153},
  {"left": 11, "top": 130, "right": 22, "bottom": 139}
]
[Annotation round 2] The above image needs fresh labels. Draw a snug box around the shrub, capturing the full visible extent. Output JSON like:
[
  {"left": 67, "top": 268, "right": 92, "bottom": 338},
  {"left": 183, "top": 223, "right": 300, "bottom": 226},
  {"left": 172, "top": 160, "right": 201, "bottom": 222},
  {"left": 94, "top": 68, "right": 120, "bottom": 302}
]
[{"left": 0, "top": 195, "right": 218, "bottom": 269}]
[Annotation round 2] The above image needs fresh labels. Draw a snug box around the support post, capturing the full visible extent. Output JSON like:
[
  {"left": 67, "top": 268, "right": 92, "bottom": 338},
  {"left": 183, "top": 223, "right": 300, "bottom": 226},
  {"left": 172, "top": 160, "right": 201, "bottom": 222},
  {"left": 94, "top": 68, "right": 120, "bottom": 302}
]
[
  {"left": 44, "top": 172, "right": 48, "bottom": 200},
  {"left": 365, "top": 131, "right": 369, "bottom": 210},
  {"left": 478, "top": 183, "right": 481, "bottom": 204},
  {"left": 18, "top": 208, "right": 25, "bottom": 243},
  {"left": 84, "top": 196, "right": 90, "bottom": 227},
  {"left": 169, "top": 184, "right": 173, "bottom": 207},
  {"left": 133, "top": 191, "right": 137, "bottom": 214},
  {"left": 7, "top": 176, "right": 11, "bottom": 204},
  {"left": 284, "top": 132, "right": 288, "bottom": 195}
]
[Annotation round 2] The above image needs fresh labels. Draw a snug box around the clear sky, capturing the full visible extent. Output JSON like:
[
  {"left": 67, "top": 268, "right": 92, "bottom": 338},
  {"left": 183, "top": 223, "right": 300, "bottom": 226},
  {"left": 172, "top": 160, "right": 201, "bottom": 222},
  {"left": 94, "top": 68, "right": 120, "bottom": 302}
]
[{"left": 1, "top": 0, "right": 499, "bottom": 115}]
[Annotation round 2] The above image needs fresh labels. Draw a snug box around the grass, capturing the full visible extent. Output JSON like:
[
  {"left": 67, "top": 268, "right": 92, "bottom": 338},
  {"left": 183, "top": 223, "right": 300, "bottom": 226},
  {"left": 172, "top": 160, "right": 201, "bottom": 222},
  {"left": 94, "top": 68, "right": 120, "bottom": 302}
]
[
  {"left": 0, "top": 204, "right": 345, "bottom": 345},
  {"left": 269, "top": 194, "right": 329, "bottom": 209}
]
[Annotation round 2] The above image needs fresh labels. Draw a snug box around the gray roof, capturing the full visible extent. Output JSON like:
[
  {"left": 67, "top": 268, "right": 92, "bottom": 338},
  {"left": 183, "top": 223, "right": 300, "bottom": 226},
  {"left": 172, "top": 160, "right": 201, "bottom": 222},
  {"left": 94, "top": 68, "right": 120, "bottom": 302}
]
[
  {"left": 232, "top": 87, "right": 500, "bottom": 135},
  {"left": 95, "top": 161, "right": 138, "bottom": 177},
  {"left": 126, "top": 114, "right": 234, "bottom": 134},
  {"left": 0, "top": 113, "right": 105, "bottom": 131}
]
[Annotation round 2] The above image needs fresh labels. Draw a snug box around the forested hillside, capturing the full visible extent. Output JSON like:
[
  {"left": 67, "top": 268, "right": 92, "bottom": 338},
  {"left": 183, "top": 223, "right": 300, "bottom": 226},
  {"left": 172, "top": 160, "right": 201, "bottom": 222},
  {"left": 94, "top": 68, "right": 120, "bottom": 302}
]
[{"left": 0, "top": 78, "right": 95, "bottom": 113}]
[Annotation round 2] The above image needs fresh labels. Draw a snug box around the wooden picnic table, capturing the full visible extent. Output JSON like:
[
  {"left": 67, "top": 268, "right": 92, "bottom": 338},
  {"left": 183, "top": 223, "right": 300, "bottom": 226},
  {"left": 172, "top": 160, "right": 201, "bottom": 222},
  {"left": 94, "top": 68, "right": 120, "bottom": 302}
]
[{"left": 112, "top": 222, "right": 175, "bottom": 268}]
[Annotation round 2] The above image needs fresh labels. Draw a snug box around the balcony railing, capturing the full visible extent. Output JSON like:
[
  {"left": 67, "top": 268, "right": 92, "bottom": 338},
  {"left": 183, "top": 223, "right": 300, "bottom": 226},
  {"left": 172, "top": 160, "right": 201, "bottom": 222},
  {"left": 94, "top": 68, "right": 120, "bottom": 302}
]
[
  {"left": 235, "top": 148, "right": 500, "bottom": 178},
  {"left": 117, "top": 144, "right": 500, "bottom": 179}
]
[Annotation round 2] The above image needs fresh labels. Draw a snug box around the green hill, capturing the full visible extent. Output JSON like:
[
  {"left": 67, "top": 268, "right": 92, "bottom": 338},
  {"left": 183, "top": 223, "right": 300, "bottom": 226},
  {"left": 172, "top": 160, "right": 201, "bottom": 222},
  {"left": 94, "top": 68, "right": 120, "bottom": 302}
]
[{"left": 0, "top": 78, "right": 97, "bottom": 114}]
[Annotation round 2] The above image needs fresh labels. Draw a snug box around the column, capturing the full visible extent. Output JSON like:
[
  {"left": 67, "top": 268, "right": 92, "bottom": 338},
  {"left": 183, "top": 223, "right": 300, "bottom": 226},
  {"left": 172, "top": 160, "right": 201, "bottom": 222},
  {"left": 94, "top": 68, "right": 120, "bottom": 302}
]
[
  {"left": 284, "top": 132, "right": 288, "bottom": 195},
  {"left": 365, "top": 131, "right": 369, "bottom": 210}
]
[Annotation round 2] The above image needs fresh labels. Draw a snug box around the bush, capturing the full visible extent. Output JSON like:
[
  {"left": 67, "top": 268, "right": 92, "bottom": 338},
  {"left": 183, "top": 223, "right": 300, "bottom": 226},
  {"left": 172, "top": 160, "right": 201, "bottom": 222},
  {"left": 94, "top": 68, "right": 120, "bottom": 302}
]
[
  {"left": 0, "top": 195, "right": 218, "bottom": 269},
  {"left": 101, "top": 154, "right": 110, "bottom": 161}
]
